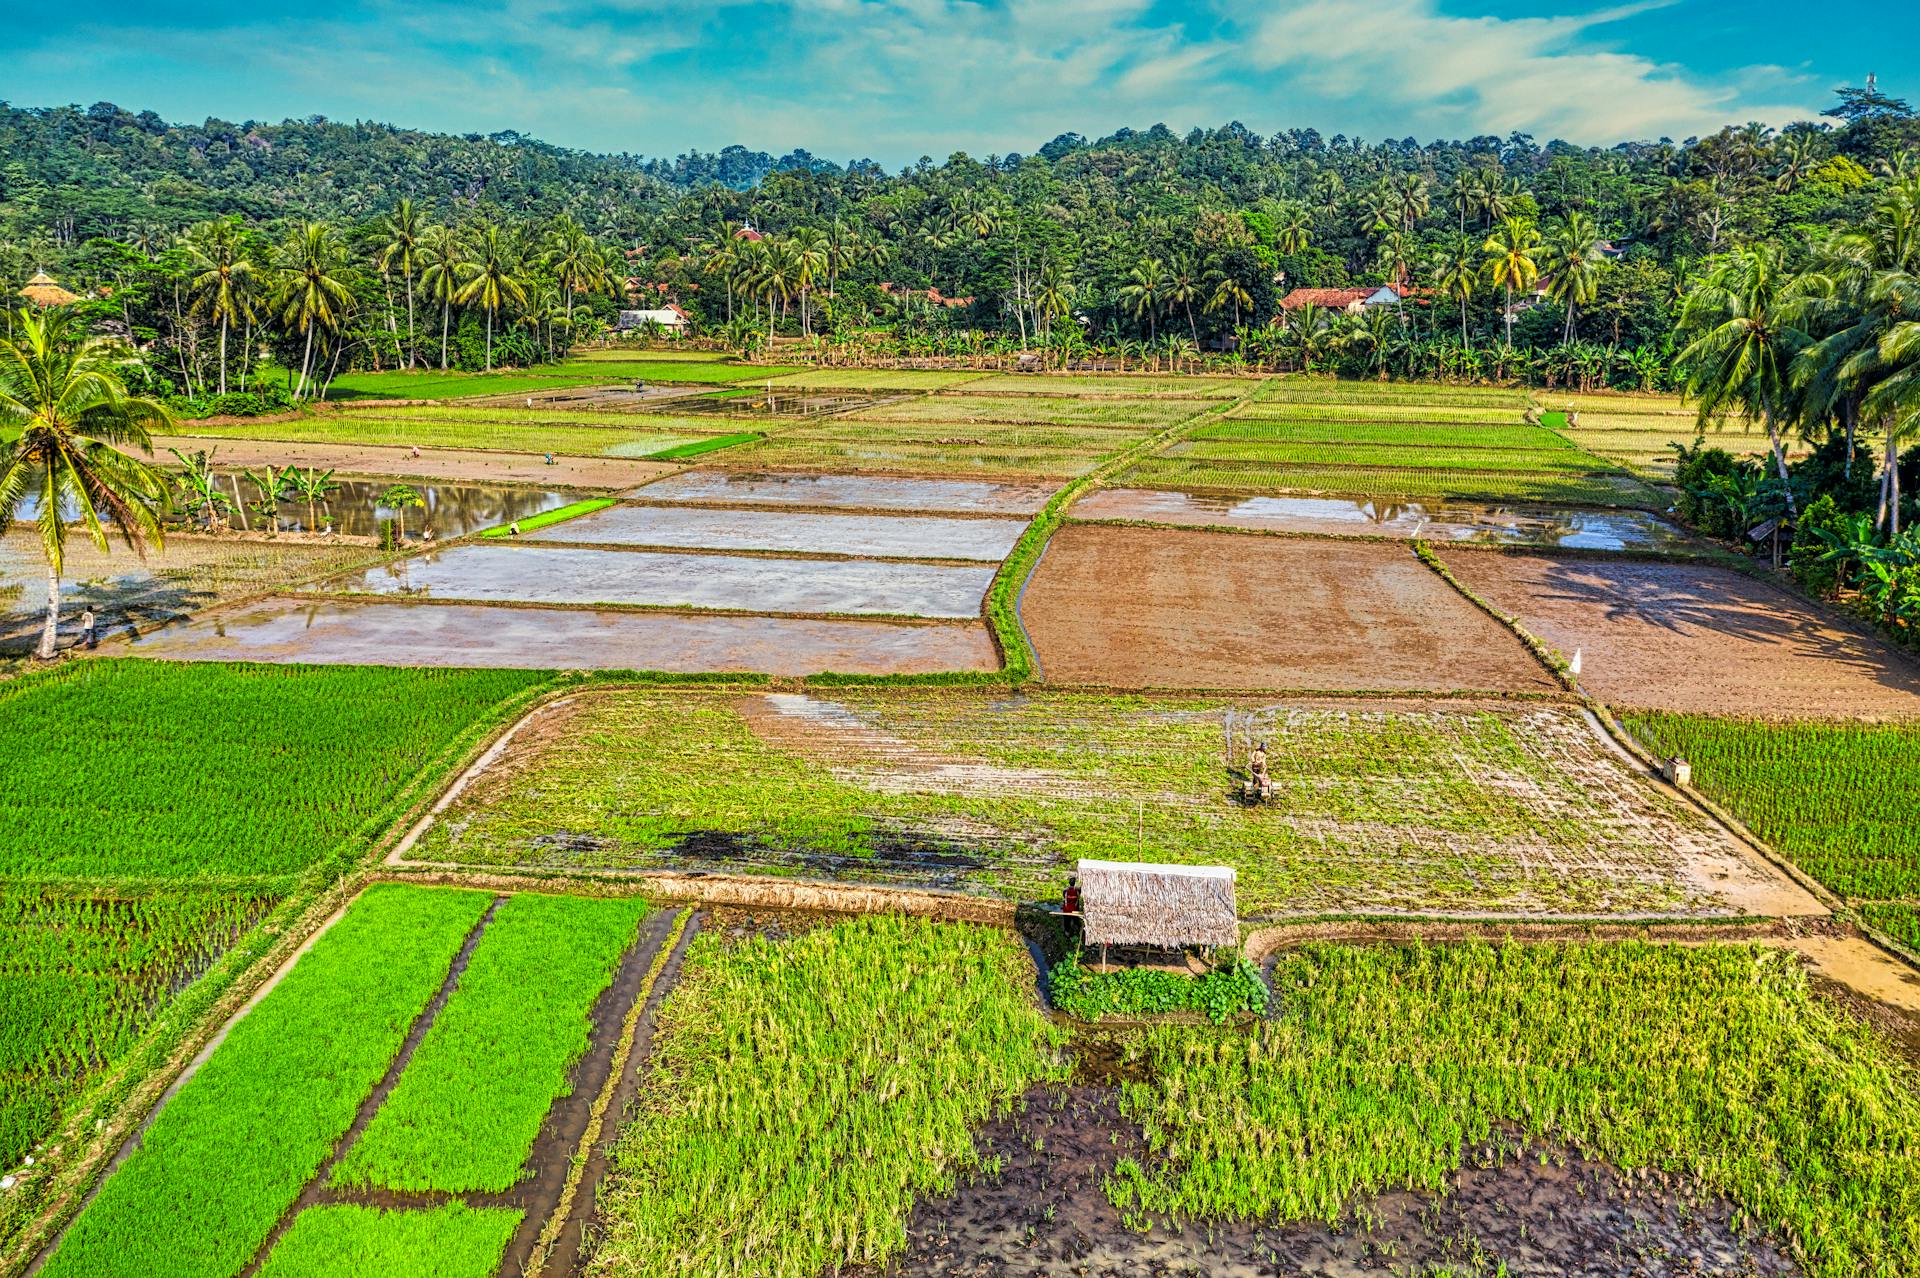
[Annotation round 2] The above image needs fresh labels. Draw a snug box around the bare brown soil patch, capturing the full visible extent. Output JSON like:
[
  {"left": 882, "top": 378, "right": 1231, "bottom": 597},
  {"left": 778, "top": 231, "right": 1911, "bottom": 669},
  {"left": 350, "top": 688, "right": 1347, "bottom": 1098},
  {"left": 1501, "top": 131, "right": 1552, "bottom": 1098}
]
[
  {"left": 1445, "top": 552, "right": 1920, "bottom": 718},
  {"left": 152, "top": 434, "right": 677, "bottom": 490},
  {"left": 1020, "top": 525, "right": 1558, "bottom": 693},
  {"left": 871, "top": 1086, "right": 1798, "bottom": 1278}
]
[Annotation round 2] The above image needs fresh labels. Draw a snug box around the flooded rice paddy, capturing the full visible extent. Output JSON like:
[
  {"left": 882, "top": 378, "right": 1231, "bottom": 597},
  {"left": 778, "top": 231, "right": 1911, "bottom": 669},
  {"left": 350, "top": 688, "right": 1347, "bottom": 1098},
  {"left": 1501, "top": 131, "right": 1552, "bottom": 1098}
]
[
  {"left": 1072, "top": 488, "right": 1692, "bottom": 550},
  {"left": 527, "top": 505, "right": 1027, "bottom": 560},
  {"left": 126, "top": 598, "right": 999, "bottom": 673},
  {"left": 302, "top": 544, "right": 997, "bottom": 618},
  {"left": 195, "top": 477, "right": 574, "bottom": 538},
  {"left": 629, "top": 471, "right": 1056, "bottom": 515}
]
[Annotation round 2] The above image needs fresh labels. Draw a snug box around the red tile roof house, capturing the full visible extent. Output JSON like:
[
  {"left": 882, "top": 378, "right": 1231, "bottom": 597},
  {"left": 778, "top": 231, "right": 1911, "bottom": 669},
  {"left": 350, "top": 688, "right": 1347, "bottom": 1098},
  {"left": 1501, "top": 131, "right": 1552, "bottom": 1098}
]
[{"left": 1277, "top": 286, "right": 1374, "bottom": 313}]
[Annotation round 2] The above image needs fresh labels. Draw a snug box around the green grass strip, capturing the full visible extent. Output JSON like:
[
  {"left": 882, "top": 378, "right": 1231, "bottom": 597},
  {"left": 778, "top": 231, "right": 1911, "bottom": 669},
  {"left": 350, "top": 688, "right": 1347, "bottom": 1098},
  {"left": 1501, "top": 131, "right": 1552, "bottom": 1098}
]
[
  {"left": 41, "top": 885, "right": 494, "bottom": 1278},
  {"left": 256, "top": 1204, "right": 522, "bottom": 1278},
  {"left": 332, "top": 893, "right": 649, "bottom": 1193},
  {"left": 478, "top": 498, "right": 616, "bottom": 539},
  {"left": 645, "top": 432, "right": 761, "bottom": 461}
]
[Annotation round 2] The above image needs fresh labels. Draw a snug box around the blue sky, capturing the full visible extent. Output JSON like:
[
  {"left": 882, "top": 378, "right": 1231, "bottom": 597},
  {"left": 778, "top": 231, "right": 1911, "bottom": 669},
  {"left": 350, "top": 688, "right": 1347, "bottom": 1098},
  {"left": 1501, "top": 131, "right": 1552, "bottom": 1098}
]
[{"left": 6, "top": 1, "right": 1909, "bottom": 166}]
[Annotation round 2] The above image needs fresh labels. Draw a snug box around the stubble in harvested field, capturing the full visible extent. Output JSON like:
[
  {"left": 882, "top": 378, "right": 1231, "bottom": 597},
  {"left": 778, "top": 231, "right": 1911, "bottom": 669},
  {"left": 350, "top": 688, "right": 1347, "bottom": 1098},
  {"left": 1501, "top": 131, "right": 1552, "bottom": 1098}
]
[{"left": 415, "top": 690, "right": 1787, "bottom": 919}]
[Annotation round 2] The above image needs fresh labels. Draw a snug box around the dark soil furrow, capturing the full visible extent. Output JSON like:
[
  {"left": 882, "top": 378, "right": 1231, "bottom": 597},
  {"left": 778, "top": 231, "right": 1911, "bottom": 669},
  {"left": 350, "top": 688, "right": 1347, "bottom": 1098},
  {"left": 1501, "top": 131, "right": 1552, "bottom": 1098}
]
[{"left": 540, "top": 909, "right": 703, "bottom": 1277}]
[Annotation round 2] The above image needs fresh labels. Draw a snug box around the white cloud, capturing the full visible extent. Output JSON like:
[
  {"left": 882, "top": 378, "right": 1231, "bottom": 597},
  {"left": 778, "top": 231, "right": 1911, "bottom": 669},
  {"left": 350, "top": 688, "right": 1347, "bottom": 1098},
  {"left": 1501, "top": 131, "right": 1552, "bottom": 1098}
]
[
  {"left": 6, "top": 0, "right": 1832, "bottom": 162},
  {"left": 1234, "top": 0, "right": 1820, "bottom": 142}
]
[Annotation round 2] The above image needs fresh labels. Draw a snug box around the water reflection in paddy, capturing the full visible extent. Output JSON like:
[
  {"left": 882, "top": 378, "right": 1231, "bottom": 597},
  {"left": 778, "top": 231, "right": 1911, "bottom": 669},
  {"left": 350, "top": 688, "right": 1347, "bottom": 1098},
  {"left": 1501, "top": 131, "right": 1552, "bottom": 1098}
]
[{"left": 1074, "top": 489, "right": 1692, "bottom": 551}]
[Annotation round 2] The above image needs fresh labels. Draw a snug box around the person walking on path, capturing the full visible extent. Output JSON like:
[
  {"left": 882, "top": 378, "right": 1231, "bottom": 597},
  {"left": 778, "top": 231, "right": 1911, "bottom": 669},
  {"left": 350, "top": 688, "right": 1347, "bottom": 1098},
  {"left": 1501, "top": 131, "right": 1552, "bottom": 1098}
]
[{"left": 77, "top": 607, "right": 97, "bottom": 650}]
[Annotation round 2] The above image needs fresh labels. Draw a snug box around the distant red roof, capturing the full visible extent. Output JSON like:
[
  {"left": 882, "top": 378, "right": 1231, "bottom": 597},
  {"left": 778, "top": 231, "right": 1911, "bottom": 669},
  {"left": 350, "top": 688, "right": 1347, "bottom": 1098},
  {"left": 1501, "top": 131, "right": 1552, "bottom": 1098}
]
[
  {"left": 734, "top": 226, "right": 765, "bottom": 242},
  {"left": 880, "top": 282, "right": 974, "bottom": 308},
  {"left": 1279, "top": 287, "right": 1371, "bottom": 311}
]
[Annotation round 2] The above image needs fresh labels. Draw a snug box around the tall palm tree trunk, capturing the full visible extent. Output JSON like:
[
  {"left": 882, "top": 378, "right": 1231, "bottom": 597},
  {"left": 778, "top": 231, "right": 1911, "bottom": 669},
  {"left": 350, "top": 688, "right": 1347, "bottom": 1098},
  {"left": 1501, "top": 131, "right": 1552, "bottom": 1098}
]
[
  {"left": 36, "top": 569, "right": 62, "bottom": 661},
  {"left": 405, "top": 274, "right": 417, "bottom": 370},
  {"left": 441, "top": 301, "right": 451, "bottom": 370},
  {"left": 218, "top": 316, "right": 229, "bottom": 396},
  {"left": 485, "top": 309, "right": 494, "bottom": 372},
  {"left": 1760, "top": 394, "right": 1798, "bottom": 518},
  {"left": 298, "top": 324, "right": 315, "bottom": 399}
]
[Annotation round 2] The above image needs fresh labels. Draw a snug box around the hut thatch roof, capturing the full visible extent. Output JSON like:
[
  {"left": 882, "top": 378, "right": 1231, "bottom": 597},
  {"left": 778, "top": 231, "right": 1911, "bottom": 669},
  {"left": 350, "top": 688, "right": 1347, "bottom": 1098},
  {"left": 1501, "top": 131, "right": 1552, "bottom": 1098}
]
[
  {"left": 21, "top": 271, "right": 80, "bottom": 308},
  {"left": 1077, "top": 858, "right": 1238, "bottom": 950}
]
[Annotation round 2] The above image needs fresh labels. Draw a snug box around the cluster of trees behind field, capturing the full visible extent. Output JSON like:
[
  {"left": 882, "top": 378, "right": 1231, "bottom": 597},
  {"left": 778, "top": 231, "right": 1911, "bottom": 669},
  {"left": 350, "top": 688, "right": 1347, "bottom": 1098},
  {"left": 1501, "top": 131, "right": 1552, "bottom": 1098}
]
[{"left": 3, "top": 85, "right": 1918, "bottom": 396}]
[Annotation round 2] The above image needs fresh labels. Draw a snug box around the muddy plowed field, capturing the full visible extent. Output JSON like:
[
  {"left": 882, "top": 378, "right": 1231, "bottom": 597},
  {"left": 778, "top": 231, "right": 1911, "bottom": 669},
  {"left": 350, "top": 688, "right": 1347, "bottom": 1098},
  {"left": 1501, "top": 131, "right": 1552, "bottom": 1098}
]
[
  {"left": 1446, "top": 552, "right": 1920, "bottom": 718},
  {"left": 1019, "top": 525, "right": 1559, "bottom": 692}
]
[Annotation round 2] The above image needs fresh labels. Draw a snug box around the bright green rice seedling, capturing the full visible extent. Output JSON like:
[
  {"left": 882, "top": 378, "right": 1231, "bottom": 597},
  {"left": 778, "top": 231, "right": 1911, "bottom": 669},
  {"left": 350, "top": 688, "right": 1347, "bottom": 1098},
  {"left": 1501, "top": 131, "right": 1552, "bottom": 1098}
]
[
  {"left": 848, "top": 395, "right": 1192, "bottom": 428},
  {"left": 0, "top": 661, "right": 546, "bottom": 883},
  {"left": 478, "top": 498, "right": 615, "bottom": 538},
  {"left": 332, "top": 893, "right": 649, "bottom": 1193},
  {"left": 587, "top": 914, "right": 1064, "bottom": 1278},
  {"left": 42, "top": 884, "right": 494, "bottom": 1278},
  {"left": 645, "top": 432, "right": 761, "bottom": 460},
  {"left": 1622, "top": 714, "right": 1920, "bottom": 905},
  {"left": 256, "top": 1204, "right": 522, "bottom": 1278},
  {"left": 1109, "top": 940, "right": 1920, "bottom": 1278},
  {"left": 1168, "top": 439, "right": 1604, "bottom": 474},
  {"left": 0, "top": 890, "right": 272, "bottom": 1168}
]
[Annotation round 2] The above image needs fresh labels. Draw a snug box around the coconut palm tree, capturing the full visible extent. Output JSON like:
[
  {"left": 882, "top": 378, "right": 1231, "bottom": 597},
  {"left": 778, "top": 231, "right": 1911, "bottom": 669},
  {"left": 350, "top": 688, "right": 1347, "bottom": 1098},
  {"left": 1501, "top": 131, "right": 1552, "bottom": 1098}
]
[
  {"left": 184, "top": 219, "right": 255, "bottom": 396},
  {"left": 375, "top": 200, "right": 427, "bottom": 369},
  {"left": 1542, "top": 211, "right": 1603, "bottom": 345},
  {"left": 1118, "top": 258, "right": 1167, "bottom": 342},
  {"left": 417, "top": 226, "right": 466, "bottom": 371},
  {"left": 542, "top": 217, "right": 602, "bottom": 335},
  {"left": 789, "top": 228, "right": 830, "bottom": 338},
  {"left": 1388, "top": 172, "right": 1430, "bottom": 233},
  {"left": 455, "top": 224, "right": 527, "bottom": 372},
  {"left": 1274, "top": 202, "right": 1313, "bottom": 256},
  {"left": 0, "top": 308, "right": 172, "bottom": 658},
  {"left": 1166, "top": 256, "right": 1203, "bottom": 345},
  {"left": 1206, "top": 271, "right": 1253, "bottom": 330},
  {"left": 1449, "top": 168, "right": 1486, "bottom": 234},
  {"left": 1482, "top": 219, "right": 1542, "bottom": 346},
  {"left": 1433, "top": 235, "right": 1480, "bottom": 349},
  {"left": 1677, "top": 243, "right": 1815, "bottom": 516},
  {"left": 271, "top": 222, "right": 352, "bottom": 398}
]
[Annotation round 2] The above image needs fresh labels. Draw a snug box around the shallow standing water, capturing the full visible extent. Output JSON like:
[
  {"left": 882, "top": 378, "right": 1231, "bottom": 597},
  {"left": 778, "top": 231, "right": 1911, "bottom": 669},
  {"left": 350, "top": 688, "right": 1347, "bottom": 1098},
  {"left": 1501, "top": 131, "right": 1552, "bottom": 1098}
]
[
  {"left": 527, "top": 505, "right": 1027, "bottom": 560},
  {"left": 629, "top": 471, "right": 1056, "bottom": 515},
  {"left": 189, "top": 477, "right": 574, "bottom": 538},
  {"left": 301, "top": 544, "right": 996, "bottom": 618},
  {"left": 126, "top": 599, "right": 1000, "bottom": 673},
  {"left": 1073, "top": 489, "right": 1692, "bottom": 551}
]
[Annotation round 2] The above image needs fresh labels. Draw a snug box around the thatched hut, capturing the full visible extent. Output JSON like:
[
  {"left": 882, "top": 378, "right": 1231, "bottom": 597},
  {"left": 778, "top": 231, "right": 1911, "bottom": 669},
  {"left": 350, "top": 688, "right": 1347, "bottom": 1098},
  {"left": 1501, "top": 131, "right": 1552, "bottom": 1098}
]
[
  {"left": 20, "top": 271, "right": 80, "bottom": 308},
  {"left": 1076, "top": 858, "right": 1238, "bottom": 951}
]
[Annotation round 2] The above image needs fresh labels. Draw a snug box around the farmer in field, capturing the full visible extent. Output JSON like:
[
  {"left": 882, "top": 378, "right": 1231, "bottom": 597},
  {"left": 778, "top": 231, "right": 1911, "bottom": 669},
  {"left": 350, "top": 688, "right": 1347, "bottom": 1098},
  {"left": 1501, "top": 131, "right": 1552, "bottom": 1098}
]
[{"left": 1250, "top": 741, "right": 1272, "bottom": 802}]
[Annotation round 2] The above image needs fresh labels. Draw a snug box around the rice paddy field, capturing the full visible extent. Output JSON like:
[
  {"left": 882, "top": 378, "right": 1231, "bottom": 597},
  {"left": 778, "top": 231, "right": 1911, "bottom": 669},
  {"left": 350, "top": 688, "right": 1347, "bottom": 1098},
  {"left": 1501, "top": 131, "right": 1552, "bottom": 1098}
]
[
  {"left": 1622, "top": 714, "right": 1920, "bottom": 946},
  {"left": 0, "top": 662, "right": 552, "bottom": 1219},
  {"left": 1536, "top": 391, "right": 1792, "bottom": 477},
  {"left": 1116, "top": 378, "right": 1662, "bottom": 507},
  {"left": 15, "top": 365, "right": 1920, "bottom": 1278},
  {"left": 409, "top": 688, "right": 1800, "bottom": 920}
]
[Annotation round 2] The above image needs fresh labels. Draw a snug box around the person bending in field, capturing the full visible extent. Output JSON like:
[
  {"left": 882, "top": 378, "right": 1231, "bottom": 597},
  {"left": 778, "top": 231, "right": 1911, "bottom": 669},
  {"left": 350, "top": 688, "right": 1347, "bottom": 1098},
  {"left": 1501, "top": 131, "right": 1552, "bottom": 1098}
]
[{"left": 1250, "top": 741, "right": 1272, "bottom": 802}]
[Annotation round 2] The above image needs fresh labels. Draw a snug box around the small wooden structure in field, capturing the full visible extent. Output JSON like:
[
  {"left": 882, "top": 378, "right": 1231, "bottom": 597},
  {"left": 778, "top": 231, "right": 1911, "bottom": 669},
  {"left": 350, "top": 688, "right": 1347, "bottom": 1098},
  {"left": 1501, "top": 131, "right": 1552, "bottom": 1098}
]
[{"left": 1076, "top": 858, "right": 1238, "bottom": 954}]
